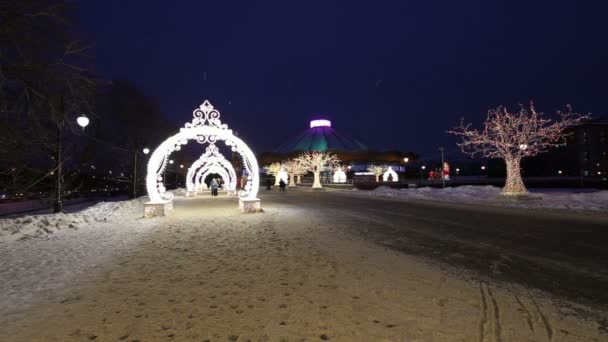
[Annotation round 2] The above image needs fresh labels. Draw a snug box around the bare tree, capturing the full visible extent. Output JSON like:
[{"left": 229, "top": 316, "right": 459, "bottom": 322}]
[
  {"left": 449, "top": 103, "right": 589, "bottom": 195},
  {"left": 296, "top": 151, "right": 340, "bottom": 189}
]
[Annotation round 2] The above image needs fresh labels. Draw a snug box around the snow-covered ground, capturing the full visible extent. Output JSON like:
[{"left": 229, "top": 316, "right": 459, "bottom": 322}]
[
  {"left": 1, "top": 193, "right": 606, "bottom": 340},
  {"left": 346, "top": 185, "right": 608, "bottom": 212}
]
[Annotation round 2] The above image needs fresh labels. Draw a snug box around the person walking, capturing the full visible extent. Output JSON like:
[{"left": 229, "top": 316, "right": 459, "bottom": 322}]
[
  {"left": 279, "top": 179, "right": 286, "bottom": 192},
  {"left": 210, "top": 178, "right": 219, "bottom": 196},
  {"left": 266, "top": 178, "right": 272, "bottom": 190}
]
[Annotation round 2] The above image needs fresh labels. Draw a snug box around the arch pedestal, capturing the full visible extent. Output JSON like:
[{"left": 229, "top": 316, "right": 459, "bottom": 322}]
[{"left": 144, "top": 100, "right": 261, "bottom": 217}]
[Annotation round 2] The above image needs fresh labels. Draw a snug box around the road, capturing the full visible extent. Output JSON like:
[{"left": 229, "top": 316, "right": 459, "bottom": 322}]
[{"left": 276, "top": 189, "right": 608, "bottom": 311}]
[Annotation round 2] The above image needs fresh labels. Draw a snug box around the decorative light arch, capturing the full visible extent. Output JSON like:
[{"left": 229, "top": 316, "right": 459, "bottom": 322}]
[
  {"left": 332, "top": 166, "right": 347, "bottom": 183},
  {"left": 185, "top": 144, "right": 237, "bottom": 193},
  {"left": 144, "top": 100, "right": 261, "bottom": 216},
  {"left": 197, "top": 166, "right": 230, "bottom": 190},
  {"left": 195, "top": 162, "right": 237, "bottom": 192},
  {"left": 382, "top": 166, "right": 398, "bottom": 182}
]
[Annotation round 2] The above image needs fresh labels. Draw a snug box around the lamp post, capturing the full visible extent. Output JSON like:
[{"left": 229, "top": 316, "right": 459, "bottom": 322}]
[
  {"left": 420, "top": 165, "right": 426, "bottom": 184},
  {"left": 438, "top": 147, "right": 445, "bottom": 188}
]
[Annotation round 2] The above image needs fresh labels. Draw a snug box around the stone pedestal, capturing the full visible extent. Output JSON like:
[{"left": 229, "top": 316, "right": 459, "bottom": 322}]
[
  {"left": 144, "top": 202, "right": 166, "bottom": 218},
  {"left": 239, "top": 198, "right": 262, "bottom": 212}
]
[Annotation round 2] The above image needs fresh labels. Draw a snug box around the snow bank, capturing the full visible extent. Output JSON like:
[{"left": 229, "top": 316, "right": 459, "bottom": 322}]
[
  {"left": 349, "top": 185, "right": 608, "bottom": 212},
  {"left": 0, "top": 197, "right": 146, "bottom": 242}
]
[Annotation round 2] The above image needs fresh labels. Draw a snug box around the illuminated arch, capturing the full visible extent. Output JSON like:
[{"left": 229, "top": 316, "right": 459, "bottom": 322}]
[
  {"left": 382, "top": 166, "right": 398, "bottom": 182},
  {"left": 197, "top": 166, "right": 230, "bottom": 190},
  {"left": 195, "top": 163, "right": 236, "bottom": 191},
  {"left": 333, "top": 166, "right": 347, "bottom": 183},
  {"left": 185, "top": 145, "right": 237, "bottom": 192},
  {"left": 146, "top": 100, "right": 260, "bottom": 206}
]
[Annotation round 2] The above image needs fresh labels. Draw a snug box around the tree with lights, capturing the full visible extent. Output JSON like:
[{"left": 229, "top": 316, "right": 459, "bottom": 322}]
[
  {"left": 283, "top": 159, "right": 306, "bottom": 187},
  {"left": 370, "top": 165, "right": 385, "bottom": 182},
  {"left": 264, "top": 162, "right": 282, "bottom": 186},
  {"left": 296, "top": 151, "right": 340, "bottom": 189},
  {"left": 449, "top": 103, "right": 589, "bottom": 195}
]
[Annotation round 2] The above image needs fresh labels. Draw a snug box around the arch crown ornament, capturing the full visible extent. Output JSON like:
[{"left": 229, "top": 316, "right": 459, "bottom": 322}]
[{"left": 144, "top": 100, "right": 261, "bottom": 217}]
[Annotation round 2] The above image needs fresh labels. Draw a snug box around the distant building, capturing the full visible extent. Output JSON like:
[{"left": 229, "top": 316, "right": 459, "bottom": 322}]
[
  {"left": 567, "top": 117, "right": 608, "bottom": 177},
  {"left": 259, "top": 118, "right": 416, "bottom": 168}
]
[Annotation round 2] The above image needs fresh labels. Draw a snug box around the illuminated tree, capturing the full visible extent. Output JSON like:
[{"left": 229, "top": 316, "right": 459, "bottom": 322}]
[
  {"left": 296, "top": 151, "right": 340, "bottom": 189},
  {"left": 370, "top": 165, "right": 385, "bottom": 182},
  {"left": 265, "top": 162, "right": 282, "bottom": 186},
  {"left": 283, "top": 159, "right": 306, "bottom": 187},
  {"left": 449, "top": 103, "right": 589, "bottom": 195}
]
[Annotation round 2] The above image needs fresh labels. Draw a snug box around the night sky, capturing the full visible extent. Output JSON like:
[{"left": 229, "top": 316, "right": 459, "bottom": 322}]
[{"left": 77, "top": 1, "right": 608, "bottom": 158}]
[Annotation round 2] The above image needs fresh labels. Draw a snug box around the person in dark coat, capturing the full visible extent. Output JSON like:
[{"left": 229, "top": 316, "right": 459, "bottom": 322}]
[
  {"left": 266, "top": 178, "right": 272, "bottom": 190},
  {"left": 279, "top": 179, "right": 286, "bottom": 192}
]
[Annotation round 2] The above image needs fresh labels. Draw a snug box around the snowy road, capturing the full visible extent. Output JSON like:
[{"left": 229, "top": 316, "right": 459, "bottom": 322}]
[{"left": 1, "top": 189, "right": 607, "bottom": 341}]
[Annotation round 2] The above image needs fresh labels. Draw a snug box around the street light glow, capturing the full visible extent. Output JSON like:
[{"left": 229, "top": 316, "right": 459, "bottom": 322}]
[
  {"left": 421, "top": 165, "right": 426, "bottom": 170},
  {"left": 77, "top": 115, "right": 89, "bottom": 129},
  {"left": 404, "top": 157, "right": 409, "bottom": 163},
  {"left": 143, "top": 148, "right": 150, "bottom": 154}
]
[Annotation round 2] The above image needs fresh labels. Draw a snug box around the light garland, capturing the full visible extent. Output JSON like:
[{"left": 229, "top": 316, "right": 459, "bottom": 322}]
[
  {"left": 146, "top": 100, "right": 260, "bottom": 204},
  {"left": 449, "top": 103, "right": 589, "bottom": 195}
]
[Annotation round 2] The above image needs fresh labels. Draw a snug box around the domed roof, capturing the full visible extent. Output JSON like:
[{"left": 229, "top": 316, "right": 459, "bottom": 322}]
[{"left": 274, "top": 119, "right": 368, "bottom": 153}]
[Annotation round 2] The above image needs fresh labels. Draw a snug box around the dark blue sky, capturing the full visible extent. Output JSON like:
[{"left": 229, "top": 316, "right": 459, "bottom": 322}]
[{"left": 76, "top": 1, "right": 608, "bottom": 158}]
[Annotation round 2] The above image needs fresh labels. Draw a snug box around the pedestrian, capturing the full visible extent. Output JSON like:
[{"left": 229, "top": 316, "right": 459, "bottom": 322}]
[
  {"left": 279, "top": 179, "right": 286, "bottom": 192},
  {"left": 266, "top": 178, "right": 272, "bottom": 190},
  {"left": 210, "top": 178, "right": 219, "bottom": 196}
]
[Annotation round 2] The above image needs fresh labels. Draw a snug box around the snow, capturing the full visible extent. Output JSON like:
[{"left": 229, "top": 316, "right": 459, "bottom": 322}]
[
  {"left": 348, "top": 185, "right": 608, "bottom": 211},
  {"left": 0, "top": 197, "right": 146, "bottom": 242},
  {"left": 0, "top": 193, "right": 605, "bottom": 340}
]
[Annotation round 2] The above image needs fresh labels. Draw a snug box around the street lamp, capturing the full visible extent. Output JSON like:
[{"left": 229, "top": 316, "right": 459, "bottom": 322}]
[
  {"left": 403, "top": 157, "right": 409, "bottom": 163},
  {"left": 143, "top": 147, "right": 150, "bottom": 155},
  {"left": 180, "top": 164, "right": 184, "bottom": 168},
  {"left": 169, "top": 159, "right": 174, "bottom": 164},
  {"left": 558, "top": 170, "right": 562, "bottom": 175},
  {"left": 76, "top": 114, "right": 89, "bottom": 129}
]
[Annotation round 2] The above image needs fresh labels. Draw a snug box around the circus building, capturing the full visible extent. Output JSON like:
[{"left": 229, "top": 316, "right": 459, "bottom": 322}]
[{"left": 259, "top": 118, "right": 415, "bottom": 166}]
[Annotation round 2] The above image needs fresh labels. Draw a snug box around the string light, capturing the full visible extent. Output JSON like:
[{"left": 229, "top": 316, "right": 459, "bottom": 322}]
[
  {"left": 295, "top": 151, "right": 340, "bottom": 188},
  {"left": 382, "top": 166, "right": 398, "bottom": 182},
  {"left": 145, "top": 100, "right": 260, "bottom": 207},
  {"left": 449, "top": 103, "right": 589, "bottom": 195}
]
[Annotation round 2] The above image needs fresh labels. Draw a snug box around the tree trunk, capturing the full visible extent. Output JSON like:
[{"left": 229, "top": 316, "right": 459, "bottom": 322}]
[
  {"left": 312, "top": 171, "right": 322, "bottom": 188},
  {"left": 375, "top": 175, "right": 380, "bottom": 182},
  {"left": 289, "top": 173, "right": 296, "bottom": 187},
  {"left": 274, "top": 173, "right": 280, "bottom": 186},
  {"left": 297, "top": 175, "right": 301, "bottom": 184},
  {"left": 502, "top": 157, "right": 527, "bottom": 195}
]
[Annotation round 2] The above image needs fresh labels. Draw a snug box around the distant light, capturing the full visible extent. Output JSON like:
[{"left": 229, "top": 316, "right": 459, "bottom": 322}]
[
  {"left": 421, "top": 165, "right": 426, "bottom": 170},
  {"left": 77, "top": 115, "right": 89, "bottom": 129},
  {"left": 598, "top": 171, "right": 602, "bottom": 175},
  {"left": 354, "top": 172, "right": 374, "bottom": 175},
  {"left": 169, "top": 160, "right": 174, "bottom": 164},
  {"left": 310, "top": 119, "right": 331, "bottom": 128},
  {"left": 519, "top": 144, "right": 528, "bottom": 150},
  {"left": 403, "top": 157, "right": 409, "bottom": 163},
  {"left": 558, "top": 170, "right": 562, "bottom": 174},
  {"left": 180, "top": 164, "right": 184, "bottom": 168},
  {"left": 143, "top": 148, "right": 150, "bottom": 154},
  {"left": 456, "top": 168, "right": 460, "bottom": 173},
  {"left": 481, "top": 166, "right": 486, "bottom": 170},
  {"left": 109, "top": 171, "right": 112, "bottom": 174}
]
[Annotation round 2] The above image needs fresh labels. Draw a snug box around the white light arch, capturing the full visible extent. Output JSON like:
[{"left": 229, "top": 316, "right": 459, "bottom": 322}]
[
  {"left": 382, "top": 166, "right": 398, "bottom": 182},
  {"left": 195, "top": 163, "right": 236, "bottom": 192},
  {"left": 277, "top": 168, "right": 288, "bottom": 183},
  {"left": 146, "top": 100, "right": 260, "bottom": 210},
  {"left": 185, "top": 144, "right": 237, "bottom": 193},
  {"left": 333, "top": 166, "right": 347, "bottom": 183},
  {"left": 197, "top": 166, "right": 230, "bottom": 190}
]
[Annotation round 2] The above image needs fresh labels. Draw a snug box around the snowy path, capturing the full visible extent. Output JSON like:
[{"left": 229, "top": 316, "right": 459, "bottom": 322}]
[{"left": 0, "top": 191, "right": 606, "bottom": 341}]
